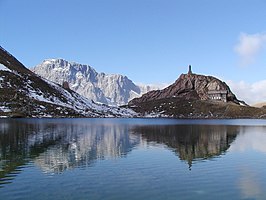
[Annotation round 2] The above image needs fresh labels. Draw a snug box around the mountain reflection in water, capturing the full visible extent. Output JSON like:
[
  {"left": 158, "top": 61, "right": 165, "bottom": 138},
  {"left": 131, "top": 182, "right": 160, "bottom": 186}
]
[
  {"left": 132, "top": 125, "right": 239, "bottom": 169},
  {"left": 0, "top": 119, "right": 140, "bottom": 185},
  {"left": 0, "top": 119, "right": 239, "bottom": 186}
]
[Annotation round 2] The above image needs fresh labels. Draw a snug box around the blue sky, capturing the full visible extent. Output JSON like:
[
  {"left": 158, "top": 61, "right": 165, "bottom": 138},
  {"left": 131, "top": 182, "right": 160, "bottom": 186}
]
[{"left": 1, "top": 0, "right": 266, "bottom": 103}]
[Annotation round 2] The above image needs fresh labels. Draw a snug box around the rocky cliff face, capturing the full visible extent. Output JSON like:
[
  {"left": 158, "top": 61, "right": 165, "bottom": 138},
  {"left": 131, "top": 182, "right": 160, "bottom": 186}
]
[
  {"left": 129, "top": 73, "right": 242, "bottom": 105},
  {"left": 33, "top": 59, "right": 159, "bottom": 106}
]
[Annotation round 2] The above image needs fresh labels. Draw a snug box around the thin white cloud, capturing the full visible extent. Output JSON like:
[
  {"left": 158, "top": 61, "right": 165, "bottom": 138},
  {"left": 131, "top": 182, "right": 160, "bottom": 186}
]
[
  {"left": 234, "top": 32, "right": 266, "bottom": 66},
  {"left": 137, "top": 82, "right": 169, "bottom": 91},
  {"left": 227, "top": 80, "right": 266, "bottom": 105}
]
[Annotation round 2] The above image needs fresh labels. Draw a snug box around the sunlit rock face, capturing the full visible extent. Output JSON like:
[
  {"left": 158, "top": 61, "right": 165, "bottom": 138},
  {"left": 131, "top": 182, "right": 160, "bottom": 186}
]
[
  {"left": 33, "top": 59, "right": 159, "bottom": 106},
  {"left": 129, "top": 72, "right": 241, "bottom": 105}
]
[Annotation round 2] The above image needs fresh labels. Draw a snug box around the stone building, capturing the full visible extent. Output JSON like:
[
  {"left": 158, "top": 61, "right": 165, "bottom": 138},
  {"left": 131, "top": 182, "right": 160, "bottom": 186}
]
[{"left": 207, "top": 90, "right": 227, "bottom": 102}]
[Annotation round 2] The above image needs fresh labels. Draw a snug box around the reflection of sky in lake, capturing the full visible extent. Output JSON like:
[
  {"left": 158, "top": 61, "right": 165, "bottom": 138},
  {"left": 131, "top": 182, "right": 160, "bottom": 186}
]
[
  {"left": 229, "top": 126, "right": 266, "bottom": 153},
  {"left": 238, "top": 167, "right": 265, "bottom": 200},
  {"left": 227, "top": 126, "right": 266, "bottom": 200}
]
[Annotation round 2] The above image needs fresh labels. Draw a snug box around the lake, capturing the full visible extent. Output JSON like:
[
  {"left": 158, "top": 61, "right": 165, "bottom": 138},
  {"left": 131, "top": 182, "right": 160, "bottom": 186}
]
[{"left": 1, "top": 118, "right": 266, "bottom": 200}]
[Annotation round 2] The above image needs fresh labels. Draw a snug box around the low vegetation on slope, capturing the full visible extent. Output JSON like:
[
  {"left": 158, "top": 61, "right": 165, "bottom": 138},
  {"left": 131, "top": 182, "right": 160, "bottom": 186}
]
[{"left": 127, "top": 96, "right": 266, "bottom": 118}]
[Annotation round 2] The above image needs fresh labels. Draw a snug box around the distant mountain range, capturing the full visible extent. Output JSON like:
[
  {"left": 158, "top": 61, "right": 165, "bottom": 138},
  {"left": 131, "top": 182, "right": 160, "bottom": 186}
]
[
  {"left": 252, "top": 102, "right": 266, "bottom": 108},
  {"left": 32, "top": 59, "right": 160, "bottom": 106},
  {"left": 0, "top": 46, "right": 135, "bottom": 118}
]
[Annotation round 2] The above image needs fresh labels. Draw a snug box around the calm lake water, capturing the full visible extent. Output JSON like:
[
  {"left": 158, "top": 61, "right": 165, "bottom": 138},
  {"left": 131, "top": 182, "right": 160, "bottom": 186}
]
[{"left": 1, "top": 118, "right": 266, "bottom": 200}]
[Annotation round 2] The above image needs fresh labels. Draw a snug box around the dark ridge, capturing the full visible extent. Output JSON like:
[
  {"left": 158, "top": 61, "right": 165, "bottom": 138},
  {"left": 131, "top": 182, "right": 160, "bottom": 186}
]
[{"left": 0, "top": 46, "right": 34, "bottom": 75}]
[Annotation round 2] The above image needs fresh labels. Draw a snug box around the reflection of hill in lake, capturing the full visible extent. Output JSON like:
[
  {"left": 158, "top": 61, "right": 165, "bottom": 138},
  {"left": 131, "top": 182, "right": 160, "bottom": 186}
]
[
  {"left": 0, "top": 120, "right": 35, "bottom": 187},
  {"left": 0, "top": 119, "right": 140, "bottom": 185},
  {"left": 132, "top": 125, "right": 239, "bottom": 168}
]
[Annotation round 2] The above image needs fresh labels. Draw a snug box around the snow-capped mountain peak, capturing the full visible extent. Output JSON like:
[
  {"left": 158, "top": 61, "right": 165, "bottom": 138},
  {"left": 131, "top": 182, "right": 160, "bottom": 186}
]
[{"left": 33, "top": 59, "right": 159, "bottom": 105}]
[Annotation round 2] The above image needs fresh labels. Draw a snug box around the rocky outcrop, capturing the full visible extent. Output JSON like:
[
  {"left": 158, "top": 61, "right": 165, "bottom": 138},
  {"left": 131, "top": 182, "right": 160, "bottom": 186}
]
[
  {"left": 126, "top": 69, "right": 264, "bottom": 119},
  {"left": 129, "top": 72, "right": 243, "bottom": 105}
]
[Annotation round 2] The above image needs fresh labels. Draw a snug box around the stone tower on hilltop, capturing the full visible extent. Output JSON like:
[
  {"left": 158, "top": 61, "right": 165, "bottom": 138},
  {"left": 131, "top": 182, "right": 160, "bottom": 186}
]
[{"left": 188, "top": 65, "right": 192, "bottom": 75}]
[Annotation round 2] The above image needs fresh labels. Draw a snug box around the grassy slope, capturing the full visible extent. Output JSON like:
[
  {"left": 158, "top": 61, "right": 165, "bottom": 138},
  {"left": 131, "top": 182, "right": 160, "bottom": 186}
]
[{"left": 128, "top": 97, "right": 266, "bottom": 118}]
